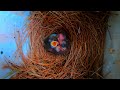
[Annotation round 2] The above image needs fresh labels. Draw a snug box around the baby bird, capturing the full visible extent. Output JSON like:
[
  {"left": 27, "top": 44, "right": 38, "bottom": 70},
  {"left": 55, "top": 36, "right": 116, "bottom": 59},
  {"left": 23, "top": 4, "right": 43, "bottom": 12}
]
[{"left": 44, "top": 32, "right": 70, "bottom": 55}]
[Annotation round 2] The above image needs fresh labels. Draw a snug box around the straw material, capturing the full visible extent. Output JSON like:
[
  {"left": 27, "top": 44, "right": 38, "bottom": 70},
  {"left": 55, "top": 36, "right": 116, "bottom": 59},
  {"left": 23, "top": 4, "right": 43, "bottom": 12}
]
[{"left": 3, "top": 11, "right": 110, "bottom": 79}]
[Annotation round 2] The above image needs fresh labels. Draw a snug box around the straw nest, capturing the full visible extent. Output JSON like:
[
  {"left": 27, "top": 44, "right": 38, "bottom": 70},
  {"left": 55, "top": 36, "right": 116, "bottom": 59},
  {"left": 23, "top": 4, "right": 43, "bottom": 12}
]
[{"left": 3, "top": 11, "right": 110, "bottom": 79}]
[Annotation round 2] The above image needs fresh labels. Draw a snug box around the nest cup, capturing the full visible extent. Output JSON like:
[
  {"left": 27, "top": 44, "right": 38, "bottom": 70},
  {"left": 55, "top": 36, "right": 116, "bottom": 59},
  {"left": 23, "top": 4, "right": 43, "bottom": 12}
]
[{"left": 3, "top": 11, "right": 110, "bottom": 79}]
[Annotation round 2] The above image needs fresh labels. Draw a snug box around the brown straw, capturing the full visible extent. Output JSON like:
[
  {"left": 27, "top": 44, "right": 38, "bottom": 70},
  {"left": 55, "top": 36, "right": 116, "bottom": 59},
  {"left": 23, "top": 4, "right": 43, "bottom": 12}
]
[{"left": 3, "top": 11, "right": 110, "bottom": 79}]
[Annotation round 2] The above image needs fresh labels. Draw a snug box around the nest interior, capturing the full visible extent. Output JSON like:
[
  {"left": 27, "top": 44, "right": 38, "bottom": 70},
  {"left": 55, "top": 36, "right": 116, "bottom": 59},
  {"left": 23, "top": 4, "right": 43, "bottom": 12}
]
[{"left": 3, "top": 11, "right": 110, "bottom": 79}]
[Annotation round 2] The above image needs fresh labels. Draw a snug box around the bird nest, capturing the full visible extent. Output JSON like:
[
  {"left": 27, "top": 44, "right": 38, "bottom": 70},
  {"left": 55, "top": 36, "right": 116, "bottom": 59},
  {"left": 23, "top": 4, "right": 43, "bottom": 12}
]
[{"left": 3, "top": 11, "right": 110, "bottom": 79}]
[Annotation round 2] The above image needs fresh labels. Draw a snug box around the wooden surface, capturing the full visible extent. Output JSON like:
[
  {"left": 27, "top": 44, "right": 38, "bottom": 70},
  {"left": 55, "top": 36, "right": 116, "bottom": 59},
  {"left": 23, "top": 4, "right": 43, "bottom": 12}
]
[{"left": 103, "top": 11, "right": 120, "bottom": 79}]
